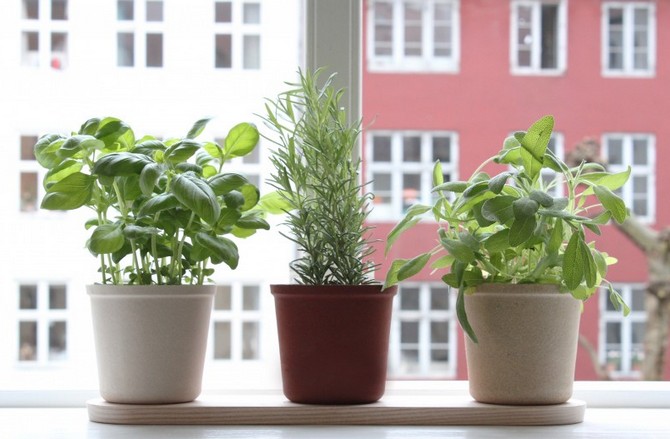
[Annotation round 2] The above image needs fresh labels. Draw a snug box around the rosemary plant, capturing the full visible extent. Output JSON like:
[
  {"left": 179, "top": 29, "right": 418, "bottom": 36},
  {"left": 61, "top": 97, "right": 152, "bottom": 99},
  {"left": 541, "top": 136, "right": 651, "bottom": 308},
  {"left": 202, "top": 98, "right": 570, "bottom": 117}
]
[{"left": 263, "top": 69, "right": 376, "bottom": 285}]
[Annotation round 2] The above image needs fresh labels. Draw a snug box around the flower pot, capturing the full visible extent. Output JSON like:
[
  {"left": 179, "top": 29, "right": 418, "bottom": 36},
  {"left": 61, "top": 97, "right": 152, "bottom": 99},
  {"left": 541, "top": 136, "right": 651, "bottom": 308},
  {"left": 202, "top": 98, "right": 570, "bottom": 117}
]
[
  {"left": 87, "top": 284, "right": 215, "bottom": 404},
  {"left": 464, "top": 284, "right": 581, "bottom": 405},
  {"left": 271, "top": 284, "right": 397, "bottom": 404}
]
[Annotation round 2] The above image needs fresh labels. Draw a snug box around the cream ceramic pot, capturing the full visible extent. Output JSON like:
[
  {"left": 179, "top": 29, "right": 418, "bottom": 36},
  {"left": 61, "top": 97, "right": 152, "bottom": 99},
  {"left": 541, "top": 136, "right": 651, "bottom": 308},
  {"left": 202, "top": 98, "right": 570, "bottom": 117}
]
[{"left": 88, "top": 284, "right": 214, "bottom": 404}]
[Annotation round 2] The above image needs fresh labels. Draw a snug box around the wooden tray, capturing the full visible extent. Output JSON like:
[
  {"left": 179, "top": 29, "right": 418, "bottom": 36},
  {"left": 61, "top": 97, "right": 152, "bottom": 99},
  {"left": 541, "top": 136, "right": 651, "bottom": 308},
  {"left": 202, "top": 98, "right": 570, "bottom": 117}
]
[{"left": 87, "top": 394, "right": 586, "bottom": 426}]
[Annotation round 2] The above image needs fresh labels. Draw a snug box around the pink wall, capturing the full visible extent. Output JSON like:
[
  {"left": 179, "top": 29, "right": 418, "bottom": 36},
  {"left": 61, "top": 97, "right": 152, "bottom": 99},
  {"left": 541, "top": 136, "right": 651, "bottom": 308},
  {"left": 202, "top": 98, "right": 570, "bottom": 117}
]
[{"left": 363, "top": 0, "right": 670, "bottom": 379}]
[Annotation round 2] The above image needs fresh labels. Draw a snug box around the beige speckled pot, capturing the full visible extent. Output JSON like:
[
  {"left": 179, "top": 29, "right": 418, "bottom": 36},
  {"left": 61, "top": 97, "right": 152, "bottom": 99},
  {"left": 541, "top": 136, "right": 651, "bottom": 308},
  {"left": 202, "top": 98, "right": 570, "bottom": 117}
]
[
  {"left": 464, "top": 284, "right": 581, "bottom": 405},
  {"left": 88, "top": 284, "right": 214, "bottom": 404}
]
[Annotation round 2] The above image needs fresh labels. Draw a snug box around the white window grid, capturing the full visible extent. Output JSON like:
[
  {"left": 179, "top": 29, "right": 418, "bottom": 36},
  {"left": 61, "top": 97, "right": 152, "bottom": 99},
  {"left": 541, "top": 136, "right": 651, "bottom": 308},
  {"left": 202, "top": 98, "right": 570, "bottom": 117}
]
[
  {"left": 18, "top": 134, "right": 44, "bottom": 214},
  {"left": 388, "top": 283, "right": 457, "bottom": 378},
  {"left": 366, "top": 130, "right": 458, "bottom": 220},
  {"left": 213, "top": 1, "right": 262, "bottom": 70},
  {"left": 510, "top": 0, "right": 567, "bottom": 75},
  {"left": 116, "top": 0, "right": 165, "bottom": 68},
  {"left": 599, "top": 284, "right": 646, "bottom": 379},
  {"left": 602, "top": 133, "right": 655, "bottom": 223},
  {"left": 210, "top": 283, "right": 263, "bottom": 362},
  {"left": 20, "top": 0, "right": 69, "bottom": 69},
  {"left": 15, "top": 281, "right": 69, "bottom": 366},
  {"left": 601, "top": 2, "right": 656, "bottom": 77},
  {"left": 367, "top": 0, "right": 461, "bottom": 73}
]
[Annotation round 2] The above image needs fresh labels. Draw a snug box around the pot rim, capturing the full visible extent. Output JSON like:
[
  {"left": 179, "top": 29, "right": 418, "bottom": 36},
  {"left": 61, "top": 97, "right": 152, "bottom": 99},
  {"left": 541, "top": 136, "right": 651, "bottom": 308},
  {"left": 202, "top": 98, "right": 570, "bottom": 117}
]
[
  {"left": 87, "top": 284, "right": 215, "bottom": 297},
  {"left": 474, "top": 283, "right": 565, "bottom": 295},
  {"left": 271, "top": 284, "right": 397, "bottom": 297}
]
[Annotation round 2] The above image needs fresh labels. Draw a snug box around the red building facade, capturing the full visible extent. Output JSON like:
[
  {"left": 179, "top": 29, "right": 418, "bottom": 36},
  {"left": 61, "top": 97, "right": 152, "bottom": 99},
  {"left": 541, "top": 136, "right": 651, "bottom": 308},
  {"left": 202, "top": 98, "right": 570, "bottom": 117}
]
[{"left": 362, "top": 0, "right": 669, "bottom": 380}]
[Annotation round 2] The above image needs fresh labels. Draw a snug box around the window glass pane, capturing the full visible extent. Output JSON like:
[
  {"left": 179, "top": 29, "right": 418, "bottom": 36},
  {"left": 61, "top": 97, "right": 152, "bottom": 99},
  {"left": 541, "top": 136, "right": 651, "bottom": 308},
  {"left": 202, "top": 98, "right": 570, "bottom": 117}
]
[
  {"left": 632, "top": 139, "right": 648, "bottom": 164},
  {"left": 372, "top": 136, "right": 392, "bottom": 162},
  {"left": 20, "top": 172, "right": 38, "bottom": 212},
  {"left": 606, "top": 321, "right": 622, "bottom": 344},
  {"left": 634, "top": 52, "right": 648, "bottom": 70},
  {"left": 372, "top": 172, "right": 391, "bottom": 208},
  {"left": 402, "top": 136, "right": 421, "bottom": 162},
  {"left": 403, "top": 2, "right": 422, "bottom": 56},
  {"left": 50, "top": 32, "right": 67, "bottom": 70},
  {"left": 23, "top": 0, "right": 39, "bottom": 19},
  {"left": 51, "top": 0, "right": 68, "bottom": 20},
  {"left": 19, "top": 321, "right": 37, "bottom": 361},
  {"left": 430, "top": 321, "right": 448, "bottom": 344},
  {"left": 213, "top": 321, "right": 231, "bottom": 359},
  {"left": 215, "top": 1, "right": 232, "bottom": 23},
  {"left": 633, "top": 198, "right": 648, "bottom": 217},
  {"left": 607, "top": 138, "right": 623, "bottom": 165},
  {"left": 400, "top": 349, "right": 419, "bottom": 371},
  {"left": 242, "top": 321, "right": 259, "bottom": 359},
  {"left": 243, "top": 35, "right": 260, "bottom": 69},
  {"left": 631, "top": 288, "right": 645, "bottom": 312},
  {"left": 243, "top": 3, "right": 260, "bottom": 24},
  {"left": 400, "top": 287, "right": 420, "bottom": 310},
  {"left": 400, "top": 321, "right": 419, "bottom": 343},
  {"left": 22, "top": 32, "right": 39, "bottom": 67},
  {"left": 214, "top": 285, "right": 231, "bottom": 310},
  {"left": 374, "top": 1, "right": 393, "bottom": 56},
  {"left": 431, "top": 349, "right": 448, "bottom": 364},
  {"left": 20, "top": 285, "right": 38, "bottom": 310},
  {"left": 49, "top": 321, "right": 67, "bottom": 360},
  {"left": 215, "top": 34, "right": 232, "bottom": 68},
  {"left": 49, "top": 285, "right": 67, "bottom": 310},
  {"left": 433, "top": 3, "right": 451, "bottom": 57},
  {"left": 21, "top": 136, "right": 38, "bottom": 161},
  {"left": 117, "top": 32, "right": 134, "bottom": 66},
  {"left": 242, "top": 143, "right": 260, "bottom": 163},
  {"left": 242, "top": 285, "right": 260, "bottom": 310},
  {"left": 634, "top": 8, "right": 648, "bottom": 26},
  {"left": 402, "top": 173, "right": 420, "bottom": 210},
  {"left": 633, "top": 175, "right": 647, "bottom": 194},
  {"left": 632, "top": 322, "right": 645, "bottom": 344},
  {"left": 146, "top": 33, "right": 163, "bottom": 67},
  {"left": 540, "top": 5, "right": 558, "bottom": 69},
  {"left": 146, "top": 0, "right": 163, "bottom": 21},
  {"left": 430, "top": 287, "right": 449, "bottom": 310},
  {"left": 432, "top": 136, "right": 451, "bottom": 162},
  {"left": 117, "top": 0, "right": 134, "bottom": 20}
]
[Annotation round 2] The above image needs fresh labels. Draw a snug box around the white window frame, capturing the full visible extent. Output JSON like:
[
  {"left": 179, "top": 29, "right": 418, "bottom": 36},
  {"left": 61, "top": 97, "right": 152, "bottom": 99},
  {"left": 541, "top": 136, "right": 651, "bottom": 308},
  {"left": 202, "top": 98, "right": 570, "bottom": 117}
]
[
  {"left": 599, "top": 284, "right": 646, "bottom": 379},
  {"left": 601, "top": 2, "right": 656, "bottom": 77},
  {"left": 116, "top": 0, "right": 165, "bottom": 68},
  {"left": 20, "top": 0, "right": 69, "bottom": 69},
  {"left": 389, "top": 283, "right": 457, "bottom": 379},
  {"left": 510, "top": 0, "right": 567, "bottom": 75},
  {"left": 213, "top": 0, "right": 262, "bottom": 70},
  {"left": 367, "top": 0, "right": 461, "bottom": 73},
  {"left": 366, "top": 130, "right": 458, "bottom": 220},
  {"left": 602, "top": 133, "right": 655, "bottom": 223}
]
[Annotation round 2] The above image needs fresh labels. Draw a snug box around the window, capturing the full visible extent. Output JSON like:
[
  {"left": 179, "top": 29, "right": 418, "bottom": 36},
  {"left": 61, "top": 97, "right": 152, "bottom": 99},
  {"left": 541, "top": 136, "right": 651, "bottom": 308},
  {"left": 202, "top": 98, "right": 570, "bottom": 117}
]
[
  {"left": 602, "top": 2, "right": 655, "bottom": 77},
  {"left": 389, "top": 284, "right": 456, "bottom": 377},
  {"left": 211, "top": 284, "right": 262, "bottom": 361},
  {"left": 600, "top": 284, "right": 646, "bottom": 378},
  {"left": 17, "top": 283, "right": 68, "bottom": 363},
  {"left": 602, "top": 133, "right": 655, "bottom": 221},
  {"left": 214, "top": 1, "right": 262, "bottom": 70},
  {"left": 366, "top": 131, "right": 457, "bottom": 219},
  {"left": 368, "top": 0, "right": 460, "bottom": 72},
  {"left": 510, "top": 0, "right": 566, "bottom": 74},
  {"left": 20, "top": 0, "right": 69, "bottom": 69},
  {"left": 116, "top": 0, "right": 164, "bottom": 68},
  {"left": 19, "top": 135, "right": 40, "bottom": 212}
]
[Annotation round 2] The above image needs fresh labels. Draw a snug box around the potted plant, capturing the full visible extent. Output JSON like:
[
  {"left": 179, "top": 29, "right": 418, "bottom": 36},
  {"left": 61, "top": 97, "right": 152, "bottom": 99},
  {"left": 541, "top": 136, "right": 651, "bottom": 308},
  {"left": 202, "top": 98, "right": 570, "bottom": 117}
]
[
  {"left": 34, "top": 116, "right": 267, "bottom": 404},
  {"left": 262, "top": 68, "right": 397, "bottom": 404},
  {"left": 384, "top": 115, "right": 631, "bottom": 405}
]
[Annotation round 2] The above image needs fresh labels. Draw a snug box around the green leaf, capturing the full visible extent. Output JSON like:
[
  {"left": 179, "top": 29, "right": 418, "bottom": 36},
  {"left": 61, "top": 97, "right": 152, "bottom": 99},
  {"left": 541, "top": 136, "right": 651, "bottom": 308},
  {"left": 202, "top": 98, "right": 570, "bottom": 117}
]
[
  {"left": 397, "top": 253, "right": 431, "bottom": 282},
  {"left": 432, "top": 160, "right": 444, "bottom": 187},
  {"left": 186, "top": 117, "right": 211, "bottom": 139},
  {"left": 457, "top": 288, "right": 477, "bottom": 343},
  {"left": 94, "top": 118, "right": 132, "bottom": 148},
  {"left": 165, "top": 139, "right": 202, "bottom": 165},
  {"left": 385, "top": 204, "right": 431, "bottom": 255},
  {"left": 580, "top": 167, "right": 631, "bottom": 194},
  {"left": 40, "top": 172, "right": 95, "bottom": 210},
  {"left": 481, "top": 195, "right": 515, "bottom": 223},
  {"left": 488, "top": 172, "right": 511, "bottom": 194},
  {"left": 563, "top": 233, "right": 585, "bottom": 290},
  {"left": 483, "top": 229, "right": 510, "bottom": 254},
  {"left": 608, "top": 284, "right": 631, "bottom": 316},
  {"left": 171, "top": 173, "right": 221, "bottom": 225},
  {"left": 256, "top": 191, "right": 292, "bottom": 215},
  {"left": 123, "top": 225, "right": 160, "bottom": 239},
  {"left": 432, "top": 181, "right": 468, "bottom": 193},
  {"left": 203, "top": 141, "right": 224, "bottom": 160},
  {"left": 58, "top": 135, "right": 104, "bottom": 159},
  {"left": 43, "top": 159, "right": 83, "bottom": 189},
  {"left": 138, "top": 193, "right": 181, "bottom": 217},
  {"left": 547, "top": 219, "right": 564, "bottom": 254},
  {"left": 79, "top": 118, "right": 100, "bottom": 135},
  {"left": 509, "top": 215, "right": 537, "bottom": 246},
  {"left": 462, "top": 181, "right": 489, "bottom": 199},
  {"left": 512, "top": 197, "right": 540, "bottom": 219},
  {"left": 93, "top": 152, "right": 153, "bottom": 176},
  {"left": 430, "top": 254, "right": 455, "bottom": 270},
  {"left": 217, "top": 207, "right": 242, "bottom": 227},
  {"left": 34, "top": 134, "right": 66, "bottom": 168},
  {"left": 209, "top": 173, "right": 249, "bottom": 195},
  {"left": 594, "top": 185, "right": 628, "bottom": 224},
  {"left": 581, "top": 239, "right": 598, "bottom": 288},
  {"left": 224, "top": 122, "right": 259, "bottom": 159},
  {"left": 238, "top": 183, "right": 260, "bottom": 211},
  {"left": 223, "top": 191, "right": 245, "bottom": 209},
  {"left": 134, "top": 139, "right": 166, "bottom": 155},
  {"left": 235, "top": 213, "right": 270, "bottom": 230},
  {"left": 520, "top": 115, "right": 554, "bottom": 180},
  {"left": 529, "top": 190, "right": 554, "bottom": 208},
  {"left": 88, "top": 224, "right": 125, "bottom": 254},
  {"left": 441, "top": 239, "right": 475, "bottom": 263},
  {"left": 194, "top": 233, "right": 239, "bottom": 269},
  {"left": 383, "top": 258, "right": 409, "bottom": 289},
  {"left": 472, "top": 202, "right": 495, "bottom": 227},
  {"left": 139, "top": 163, "right": 163, "bottom": 196}
]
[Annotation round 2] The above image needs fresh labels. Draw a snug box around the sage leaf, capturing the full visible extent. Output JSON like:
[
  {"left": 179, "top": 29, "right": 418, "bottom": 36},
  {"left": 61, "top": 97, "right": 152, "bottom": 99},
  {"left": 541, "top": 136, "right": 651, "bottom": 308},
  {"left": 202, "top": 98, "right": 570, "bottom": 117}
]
[
  {"left": 457, "top": 288, "right": 478, "bottom": 343},
  {"left": 441, "top": 239, "right": 475, "bottom": 263},
  {"left": 519, "top": 115, "right": 553, "bottom": 180},
  {"left": 594, "top": 185, "right": 628, "bottom": 224},
  {"left": 509, "top": 215, "right": 537, "bottom": 246},
  {"left": 512, "top": 197, "right": 540, "bottom": 219},
  {"left": 563, "top": 233, "right": 585, "bottom": 290},
  {"left": 481, "top": 196, "right": 515, "bottom": 223},
  {"left": 397, "top": 253, "right": 431, "bottom": 281}
]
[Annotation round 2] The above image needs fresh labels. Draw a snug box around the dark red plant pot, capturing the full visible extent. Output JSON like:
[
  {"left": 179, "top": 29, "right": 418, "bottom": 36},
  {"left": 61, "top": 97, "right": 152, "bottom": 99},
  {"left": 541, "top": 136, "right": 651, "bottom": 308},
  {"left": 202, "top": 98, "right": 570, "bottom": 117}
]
[{"left": 271, "top": 284, "right": 398, "bottom": 405}]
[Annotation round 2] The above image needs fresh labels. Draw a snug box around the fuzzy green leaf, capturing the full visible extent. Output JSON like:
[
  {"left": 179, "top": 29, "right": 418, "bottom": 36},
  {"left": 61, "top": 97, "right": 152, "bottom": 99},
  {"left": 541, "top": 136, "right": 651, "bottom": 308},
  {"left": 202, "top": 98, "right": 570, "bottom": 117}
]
[
  {"left": 509, "top": 215, "right": 537, "bottom": 246},
  {"left": 481, "top": 196, "right": 515, "bottom": 223},
  {"left": 432, "top": 160, "right": 444, "bottom": 187},
  {"left": 385, "top": 204, "right": 431, "bottom": 255},
  {"left": 397, "top": 253, "right": 432, "bottom": 282},
  {"left": 441, "top": 239, "right": 475, "bottom": 263},
  {"left": 457, "top": 287, "right": 478, "bottom": 343},
  {"left": 484, "top": 229, "right": 511, "bottom": 254},
  {"left": 512, "top": 197, "right": 540, "bottom": 219},
  {"left": 432, "top": 181, "right": 468, "bottom": 193},
  {"left": 488, "top": 172, "right": 511, "bottom": 194},
  {"left": 563, "top": 233, "right": 585, "bottom": 290},
  {"left": 520, "top": 115, "right": 554, "bottom": 180},
  {"left": 594, "top": 185, "right": 628, "bottom": 224}
]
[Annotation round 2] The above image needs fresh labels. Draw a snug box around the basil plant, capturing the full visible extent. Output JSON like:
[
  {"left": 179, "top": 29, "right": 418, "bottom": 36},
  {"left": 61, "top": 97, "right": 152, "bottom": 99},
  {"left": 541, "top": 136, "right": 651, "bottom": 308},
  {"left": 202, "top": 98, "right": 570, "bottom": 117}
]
[
  {"left": 35, "top": 117, "right": 269, "bottom": 285},
  {"left": 384, "top": 115, "right": 631, "bottom": 342}
]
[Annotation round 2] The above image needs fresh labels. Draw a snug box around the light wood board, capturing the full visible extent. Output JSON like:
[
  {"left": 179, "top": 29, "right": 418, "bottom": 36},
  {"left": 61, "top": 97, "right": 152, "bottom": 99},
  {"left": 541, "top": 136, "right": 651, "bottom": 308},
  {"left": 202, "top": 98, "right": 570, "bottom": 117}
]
[{"left": 87, "top": 394, "right": 586, "bottom": 426}]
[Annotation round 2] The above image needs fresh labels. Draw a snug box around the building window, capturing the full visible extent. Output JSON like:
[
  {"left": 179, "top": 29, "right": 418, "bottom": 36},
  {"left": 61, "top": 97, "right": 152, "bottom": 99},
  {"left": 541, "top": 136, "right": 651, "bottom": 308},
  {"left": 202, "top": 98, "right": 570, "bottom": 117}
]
[
  {"left": 600, "top": 284, "right": 646, "bottom": 378},
  {"left": 366, "top": 131, "right": 457, "bottom": 220},
  {"left": 17, "top": 283, "right": 68, "bottom": 363},
  {"left": 19, "top": 135, "right": 40, "bottom": 212},
  {"left": 214, "top": 1, "right": 262, "bottom": 70},
  {"left": 367, "top": 0, "right": 460, "bottom": 72},
  {"left": 602, "top": 2, "right": 655, "bottom": 77},
  {"left": 116, "top": 0, "right": 164, "bottom": 68},
  {"left": 20, "top": 0, "right": 69, "bottom": 69},
  {"left": 603, "top": 133, "right": 655, "bottom": 222},
  {"left": 389, "top": 284, "right": 456, "bottom": 378},
  {"left": 510, "top": 0, "right": 566, "bottom": 74},
  {"left": 211, "top": 284, "right": 262, "bottom": 361}
]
